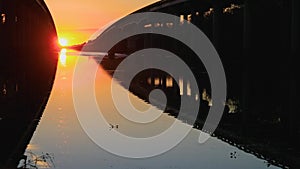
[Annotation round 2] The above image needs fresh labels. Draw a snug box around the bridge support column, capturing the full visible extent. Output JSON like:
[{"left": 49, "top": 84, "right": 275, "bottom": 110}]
[
  {"left": 240, "top": 0, "right": 254, "bottom": 135},
  {"left": 289, "top": 0, "right": 299, "bottom": 141},
  {"left": 162, "top": 75, "right": 167, "bottom": 89}
]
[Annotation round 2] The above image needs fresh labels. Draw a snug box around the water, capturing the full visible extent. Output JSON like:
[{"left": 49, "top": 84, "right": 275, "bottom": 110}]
[{"left": 23, "top": 50, "right": 280, "bottom": 169}]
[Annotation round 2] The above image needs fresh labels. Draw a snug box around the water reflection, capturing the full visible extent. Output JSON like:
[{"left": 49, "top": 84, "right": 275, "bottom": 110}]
[
  {"left": 23, "top": 50, "right": 280, "bottom": 169},
  {"left": 59, "top": 49, "right": 67, "bottom": 67}
]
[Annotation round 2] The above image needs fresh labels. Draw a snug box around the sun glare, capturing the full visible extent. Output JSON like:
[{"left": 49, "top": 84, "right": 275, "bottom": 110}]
[{"left": 59, "top": 38, "right": 68, "bottom": 47}]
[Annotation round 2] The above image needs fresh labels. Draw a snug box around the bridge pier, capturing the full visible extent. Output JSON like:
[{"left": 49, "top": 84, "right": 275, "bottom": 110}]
[
  {"left": 289, "top": 0, "right": 299, "bottom": 141},
  {"left": 240, "top": 0, "right": 253, "bottom": 135}
]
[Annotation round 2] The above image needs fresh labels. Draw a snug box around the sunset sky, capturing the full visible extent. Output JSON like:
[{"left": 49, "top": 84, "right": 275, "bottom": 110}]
[{"left": 44, "top": 0, "right": 159, "bottom": 45}]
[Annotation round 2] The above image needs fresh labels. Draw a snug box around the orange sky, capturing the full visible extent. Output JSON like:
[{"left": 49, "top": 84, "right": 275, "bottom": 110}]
[{"left": 44, "top": 0, "right": 159, "bottom": 45}]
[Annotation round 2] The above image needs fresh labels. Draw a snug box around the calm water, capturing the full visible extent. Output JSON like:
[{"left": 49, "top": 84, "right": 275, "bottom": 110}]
[{"left": 22, "top": 50, "right": 280, "bottom": 169}]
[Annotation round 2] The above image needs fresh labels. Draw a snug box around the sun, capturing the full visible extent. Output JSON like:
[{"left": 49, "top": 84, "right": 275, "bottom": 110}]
[{"left": 58, "top": 38, "right": 68, "bottom": 47}]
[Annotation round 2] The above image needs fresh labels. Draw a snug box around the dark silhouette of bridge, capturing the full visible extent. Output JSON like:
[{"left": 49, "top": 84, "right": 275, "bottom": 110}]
[
  {"left": 0, "top": 0, "right": 57, "bottom": 168},
  {"left": 85, "top": 0, "right": 299, "bottom": 167}
]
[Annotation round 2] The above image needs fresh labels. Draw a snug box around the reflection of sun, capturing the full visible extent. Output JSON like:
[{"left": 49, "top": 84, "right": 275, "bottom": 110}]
[
  {"left": 58, "top": 38, "right": 68, "bottom": 47},
  {"left": 59, "top": 48, "right": 67, "bottom": 66}
]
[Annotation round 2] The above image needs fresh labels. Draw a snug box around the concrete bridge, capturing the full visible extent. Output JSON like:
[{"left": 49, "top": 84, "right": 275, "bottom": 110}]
[
  {"left": 0, "top": 0, "right": 57, "bottom": 168},
  {"left": 106, "top": 0, "right": 299, "bottom": 139},
  {"left": 87, "top": 0, "right": 299, "bottom": 166}
]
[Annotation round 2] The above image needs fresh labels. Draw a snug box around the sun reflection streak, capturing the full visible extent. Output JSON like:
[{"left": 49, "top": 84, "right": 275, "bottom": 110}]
[{"left": 59, "top": 48, "right": 67, "bottom": 67}]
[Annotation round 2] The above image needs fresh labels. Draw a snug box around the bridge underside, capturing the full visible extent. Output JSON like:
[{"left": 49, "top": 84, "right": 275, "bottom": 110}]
[
  {"left": 1, "top": 0, "right": 57, "bottom": 168},
  {"left": 101, "top": 0, "right": 299, "bottom": 166}
]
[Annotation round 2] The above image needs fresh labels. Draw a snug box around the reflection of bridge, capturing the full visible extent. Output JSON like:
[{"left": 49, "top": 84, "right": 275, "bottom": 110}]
[
  {"left": 1, "top": 0, "right": 57, "bottom": 168},
  {"left": 131, "top": 0, "right": 299, "bottom": 125},
  {"left": 87, "top": 0, "right": 299, "bottom": 167},
  {"left": 91, "top": 0, "right": 299, "bottom": 132}
]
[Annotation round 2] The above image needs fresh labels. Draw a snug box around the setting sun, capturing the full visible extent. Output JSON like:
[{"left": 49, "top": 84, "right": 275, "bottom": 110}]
[{"left": 58, "top": 38, "right": 68, "bottom": 47}]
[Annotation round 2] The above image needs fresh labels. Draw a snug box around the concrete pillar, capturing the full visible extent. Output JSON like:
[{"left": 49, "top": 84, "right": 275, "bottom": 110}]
[
  {"left": 162, "top": 75, "right": 167, "bottom": 89},
  {"left": 289, "top": 0, "right": 299, "bottom": 139},
  {"left": 151, "top": 76, "right": 155, "bottom": 86},
  {"left": 173, "top": 76, "right": 179, "bottom": 96},
  {"left": 240, "top": 0, "right": 254, "bottom": 135}
]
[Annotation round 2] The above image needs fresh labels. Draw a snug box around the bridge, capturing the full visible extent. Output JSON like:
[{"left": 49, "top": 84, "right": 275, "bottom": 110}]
[
  {"left": 85, "top": 0, "right": 299, "bottom": 166},
  {"left": 0, "top": 0, "right": 57, "bottom": 168},
  {"left": 122, "top": 0, "right": 299, "bottom": 136}
]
